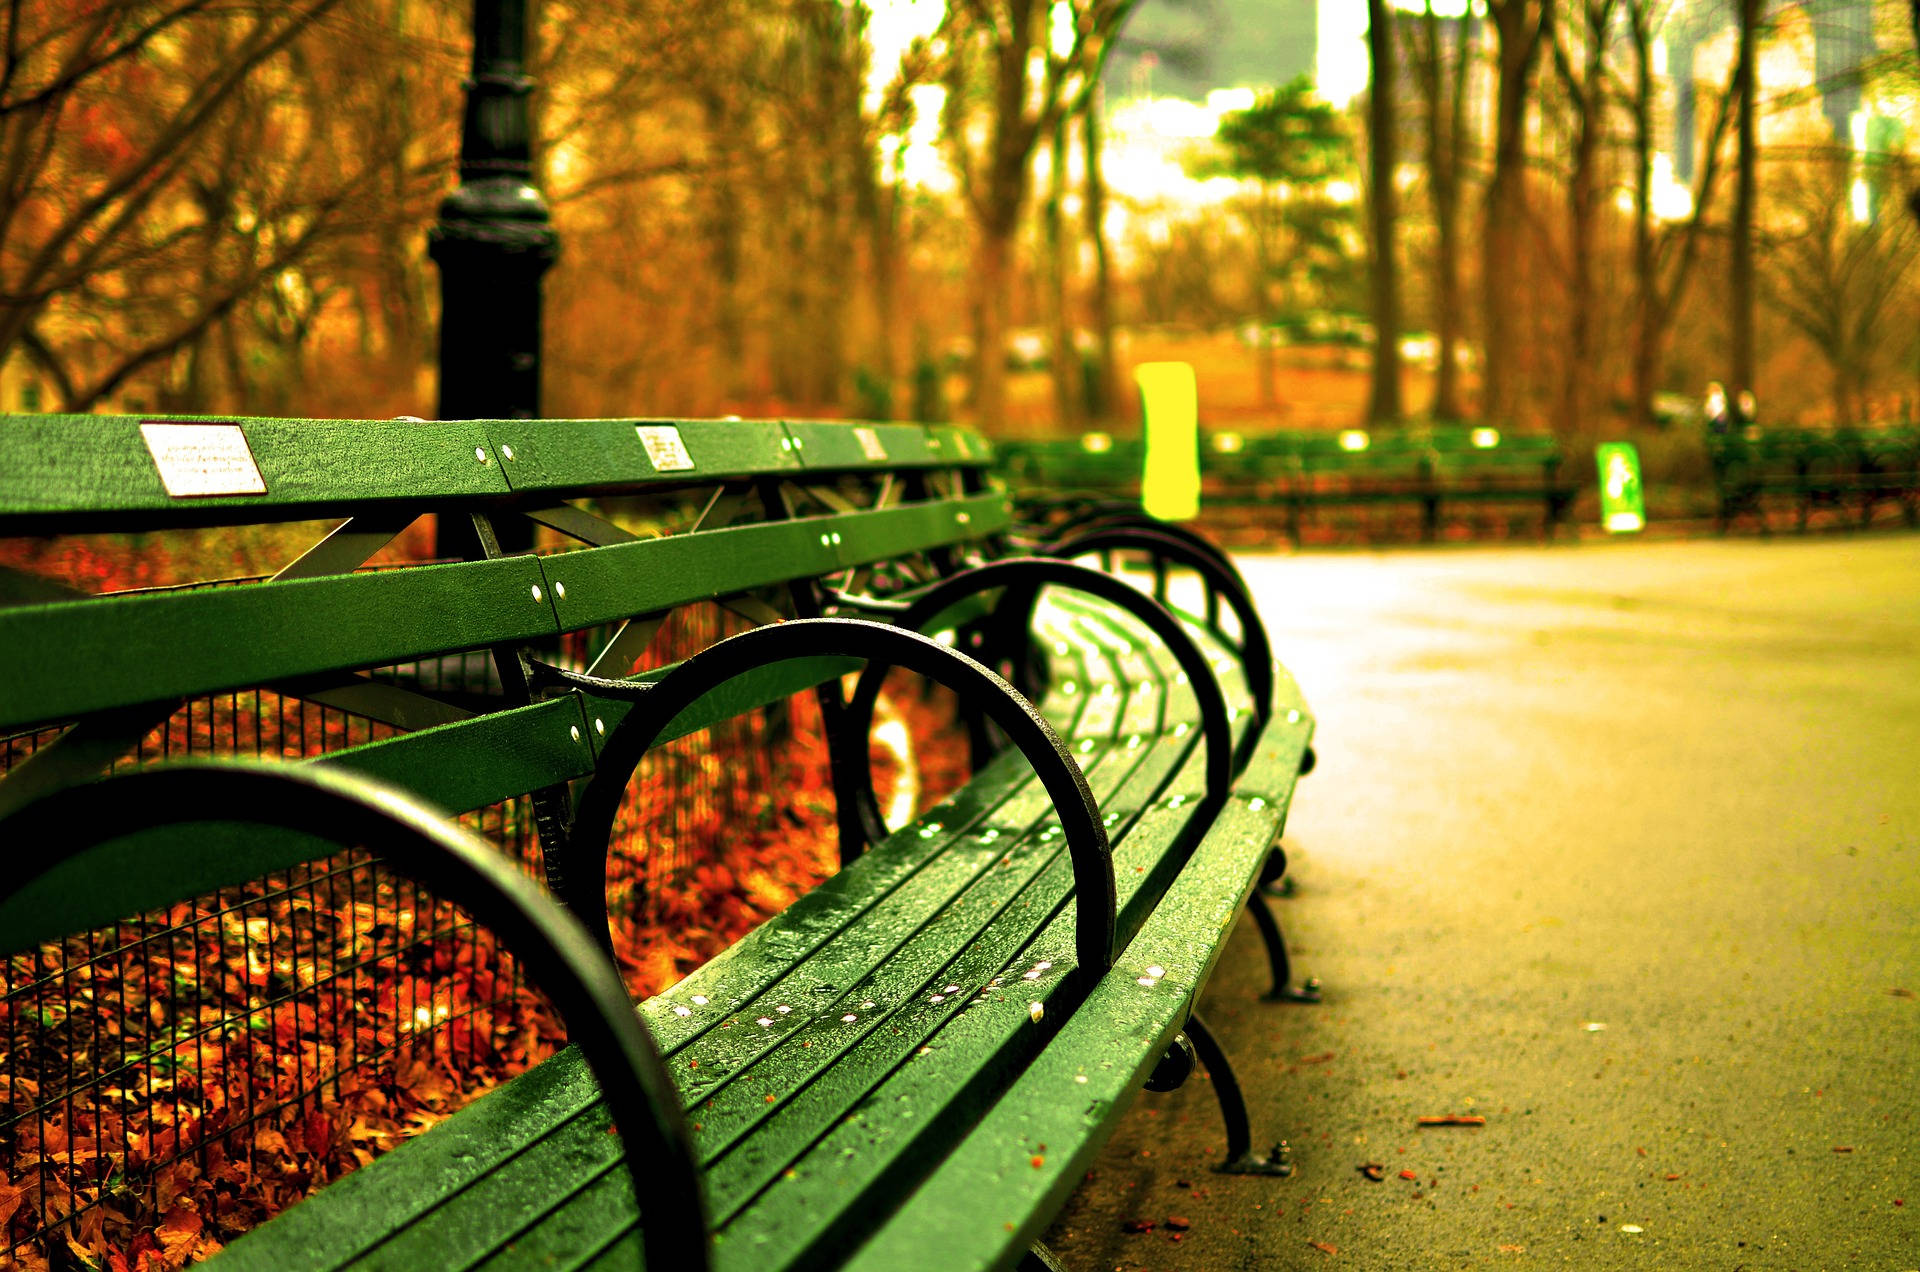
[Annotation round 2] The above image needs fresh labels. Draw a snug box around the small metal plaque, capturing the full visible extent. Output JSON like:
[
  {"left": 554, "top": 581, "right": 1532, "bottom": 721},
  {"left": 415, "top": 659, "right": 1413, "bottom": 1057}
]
[
  {"left": 852, "top": 426, "right": 887, "bottom": 462},
  {"left": 140, "top": 422, "right": 266, "bottom": 498},
  {"left": 635, "top": 424, "right": 695, "bottom": 472}
]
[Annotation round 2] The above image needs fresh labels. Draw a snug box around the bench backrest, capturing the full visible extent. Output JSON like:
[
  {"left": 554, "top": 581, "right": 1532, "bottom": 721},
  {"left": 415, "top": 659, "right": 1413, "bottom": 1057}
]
[{"left": 0, "top": 411, "right": 1002, "bottom": 1254}]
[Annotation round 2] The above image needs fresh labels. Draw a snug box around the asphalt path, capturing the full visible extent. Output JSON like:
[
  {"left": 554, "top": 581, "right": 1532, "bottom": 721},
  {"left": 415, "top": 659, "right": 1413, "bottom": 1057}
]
[{"left": 1043, "top": 533, "right": 1920, "bottom": 1270}]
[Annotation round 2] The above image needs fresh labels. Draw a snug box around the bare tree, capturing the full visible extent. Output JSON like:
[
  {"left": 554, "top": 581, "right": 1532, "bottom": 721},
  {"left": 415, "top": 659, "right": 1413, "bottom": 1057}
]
[
  {"left": 0, "top": 0, "right": 366, "bottom": 408},
  {"left": 1081, "top": 76, "right": 1118, "bottom": 420},
  {"left": 1732, "top": 0, "right": 1760, "bottom": 398},
  {"left": 1404, "top": 0, "right": 1473, "bottom": 420},
  {"left": 1619, "top": 0, "right": 1738, "bottom": 428},
  {"left": 934, "top": 0, "right": 1135, "bottom": 430},
  {"left": 1480, "top": 0, "right": 1550, "bottom": 423},
  {"left": 1763, "top": 154, "right": 1919, "bottom": 423},
  {"left": 1550, "top": 0, "right": 1619, "bottom": 437},
  {"left": 1364, "top": 0, "right": 1402, "bottom": 424}
]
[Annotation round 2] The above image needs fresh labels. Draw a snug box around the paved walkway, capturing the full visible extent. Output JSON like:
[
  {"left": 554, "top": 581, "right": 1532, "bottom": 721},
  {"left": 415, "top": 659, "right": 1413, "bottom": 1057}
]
[{"left": 1044, "top": 534, "right": 1920, "bottom": 1270}]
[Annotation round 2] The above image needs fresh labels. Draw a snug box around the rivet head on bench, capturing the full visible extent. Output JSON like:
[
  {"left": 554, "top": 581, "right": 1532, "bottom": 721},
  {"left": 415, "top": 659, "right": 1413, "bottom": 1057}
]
[
  {"left": 595, "top": 718, "right": 606, "bottom": 735},
  {"left": 500, "top": 444, "right": 516, "bottom": 461},
  {"left": 570, "top": 725, "right": 581, "bottom": 743},
  {"left": 1286, "top": 709, "right": 1302, "bottom": 724},
  {"left": 531, "top": 584, "right": 544, "bottom": 603},
  {"left": 475, "top": 446, "right": 491, "bottom": 465},
  {"left": 553, "top": 581, "right": 567, "bottom": 600}
]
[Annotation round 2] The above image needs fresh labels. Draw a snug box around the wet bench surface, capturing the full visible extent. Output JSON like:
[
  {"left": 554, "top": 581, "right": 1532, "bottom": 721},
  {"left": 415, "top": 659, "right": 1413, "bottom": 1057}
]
[{"left": 0, "top": 413, "right": 1312, "bottom": 1270}]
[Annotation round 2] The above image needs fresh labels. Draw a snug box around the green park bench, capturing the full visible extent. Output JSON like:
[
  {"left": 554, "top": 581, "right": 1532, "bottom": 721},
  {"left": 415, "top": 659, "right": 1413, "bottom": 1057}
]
[
  {"left": 1001, "top": 426, "right": 1575, "bottom": 544},
  {"left": 1708, "top": 423, "right": 1920, "bottom": 533},
  {"left": 0, "top": 412, "right": 1316, "bottom": 1270}
]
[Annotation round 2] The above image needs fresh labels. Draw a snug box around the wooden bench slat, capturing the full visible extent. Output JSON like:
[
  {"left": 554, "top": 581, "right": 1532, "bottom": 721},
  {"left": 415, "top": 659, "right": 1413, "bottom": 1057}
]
[
  {"left": 539, "top": 497, "right": 999, "bottom": 633},
  {"left": 782, "top": 421, "right": 939, "bottom": 470},
  {"left": 1, "top": 555, "right": 555, "bottom": 731},
  {"left": 480, "top": 418, "right": 802, "bottom": 493},
  {"left": 0, "top": 415, "right": 513, "bottom": 531},
  {"left": 312, "top": 697, "right": 596, "bottom": 812}
]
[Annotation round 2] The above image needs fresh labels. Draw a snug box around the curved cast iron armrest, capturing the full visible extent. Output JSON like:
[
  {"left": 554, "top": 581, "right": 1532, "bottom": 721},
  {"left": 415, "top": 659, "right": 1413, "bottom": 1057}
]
[
  {"left": 567, "top": 617, "right": 1117, "bottom": 979},
  {"left": 838, "top": 557, "right": 1233, "bottom": 860},
  {"left": 1038, "top": 507, "right": 1251, "bottom": 597},
  {"left": 1047, "top": 526, "right": 1274, "bottom": 730},
  {"left": 0, "top": 762, "right": 707, "bottom": 1272}
]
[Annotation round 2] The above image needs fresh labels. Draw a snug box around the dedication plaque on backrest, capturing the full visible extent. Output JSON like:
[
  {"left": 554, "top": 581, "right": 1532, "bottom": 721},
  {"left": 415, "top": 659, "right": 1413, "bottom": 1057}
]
[
  {"left": 140, "top": 422, "right": 268, "bottom": 498},
  {"left": 635, "top": 424, "right": 696, "bottom": 472}
]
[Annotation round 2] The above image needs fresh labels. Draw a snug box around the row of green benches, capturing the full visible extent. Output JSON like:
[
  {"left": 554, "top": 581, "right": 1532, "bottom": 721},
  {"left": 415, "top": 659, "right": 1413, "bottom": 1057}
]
[
  {"left": 1708, "top": 424, "right": 1920, "bottom": 532},
  {"left": 1000, "top": 425, "right": 1577, "bottom": 542},
  {"left": 0, "top": 414, "right": 1317, "bottom": 1270}
]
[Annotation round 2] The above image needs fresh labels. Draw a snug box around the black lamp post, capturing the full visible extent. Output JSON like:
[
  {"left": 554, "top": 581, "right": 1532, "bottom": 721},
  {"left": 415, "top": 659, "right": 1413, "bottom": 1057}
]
[{"left": 431, "top": 0, "right": 556, "bottom": 558}]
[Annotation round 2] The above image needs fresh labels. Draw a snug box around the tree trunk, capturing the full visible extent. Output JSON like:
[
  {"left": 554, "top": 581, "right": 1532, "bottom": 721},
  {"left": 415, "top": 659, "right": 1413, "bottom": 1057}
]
[
  {"left": 1558, "top": 3, "right": 1612, "bottom": 439},
  {"left": 1732, "top": 0, "right": 1759, "bottom": 398},
  {"left": 1254, "top": 188, "right": 1278, "bottom": 409},
  {"left": 973, "top": 222, "right": 1014, "bottom": 431},
  {"left": 1629, "top": 1, "right": 1658, "bottom": 429},
  {"left": 1045, "top": 112, "right": 1080, "bottom": 431},
  {"left": 1482, "top": 0, "right": 1546, "bottom": 424},
  {"left": 1083, "top": 79, "right": 1119, "bottom": 423},
  {"left": 1365, "top": 0, "right": 1403, "bottom": 425},
  {"left": 869, "top": 176, "right": 901, "bottom": 417},
  {"left": 1423, "top": 4, "right": 1470, "bottom": 420}
]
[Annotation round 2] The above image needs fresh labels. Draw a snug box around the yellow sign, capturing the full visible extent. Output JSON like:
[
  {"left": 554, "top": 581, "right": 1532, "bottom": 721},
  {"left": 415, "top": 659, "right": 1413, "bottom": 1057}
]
[{"left": 1136, "top": 362, "right": 1200, "bottom": 521}]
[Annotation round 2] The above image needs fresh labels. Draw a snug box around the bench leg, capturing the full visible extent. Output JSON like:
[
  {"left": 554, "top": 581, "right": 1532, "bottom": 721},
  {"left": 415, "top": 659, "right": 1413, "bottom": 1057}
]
[
  {"left": 1018, "top": 1242, "right": 1071, "bottom": 1272},
  {"left": 1184, "top": 1012, "right": 1293, "bottom": 1177},
  {"left": 1260, "top": 843, "right": 1298, "bottom": 898},
  {"left": 1246, "top": 882, "right": 1321, "bottom": 1003}
]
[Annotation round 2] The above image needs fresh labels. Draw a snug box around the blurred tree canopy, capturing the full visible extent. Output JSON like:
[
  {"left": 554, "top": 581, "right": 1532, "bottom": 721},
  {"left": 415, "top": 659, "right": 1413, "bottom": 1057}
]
[
  {"left": 4, "top": 0, "right": 1919, "bottom": 434},
  {"left": 0, "top": 0, "right": 451, "bottom": 414},
  {"left": 1188, "top": 77, "right": 1360, "bottom": 403}
]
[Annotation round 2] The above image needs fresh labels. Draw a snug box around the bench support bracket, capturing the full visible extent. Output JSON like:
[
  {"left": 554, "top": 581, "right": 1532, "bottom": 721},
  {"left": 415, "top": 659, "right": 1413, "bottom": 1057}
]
[
  {"left": 1249, "top": 846, "right": 1321, "bottom": 1003},
  {"left": 1184, "top": 1012, "right": 1294, "bottom": 1178}
]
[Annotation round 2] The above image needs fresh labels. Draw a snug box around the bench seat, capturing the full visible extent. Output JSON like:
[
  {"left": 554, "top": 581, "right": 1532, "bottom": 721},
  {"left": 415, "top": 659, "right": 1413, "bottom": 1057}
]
[{"left": 213, "top": 592, "right": 1270, "bottom": 1271}]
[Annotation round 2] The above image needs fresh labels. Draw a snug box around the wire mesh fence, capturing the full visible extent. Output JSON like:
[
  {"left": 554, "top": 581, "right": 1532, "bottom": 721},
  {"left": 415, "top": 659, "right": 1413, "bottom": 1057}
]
[{"left": 0, "top": 522, "right": 864, "bottom": 1266}]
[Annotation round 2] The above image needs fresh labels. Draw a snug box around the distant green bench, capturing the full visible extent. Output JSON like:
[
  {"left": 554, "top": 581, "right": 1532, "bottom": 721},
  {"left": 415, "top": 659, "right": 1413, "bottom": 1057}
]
[
  {"left": 0, "top": 412, "right": 1315, "bottom": 1269},
  {"left": 1708, "top": 424, "right": 1920, "bottom": 532},
  {"left": 1001, "top": 426, "right": 1576, "bottom": 543}
]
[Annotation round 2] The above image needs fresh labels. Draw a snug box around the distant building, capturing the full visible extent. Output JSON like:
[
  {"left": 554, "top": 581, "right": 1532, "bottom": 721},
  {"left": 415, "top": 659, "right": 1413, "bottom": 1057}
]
[
  {"left": 1105, "top": 0, "right": 1319, "bottom": 101},
  {"left": 1669, "top": 0, "right": 1882, "bottom": 184}
]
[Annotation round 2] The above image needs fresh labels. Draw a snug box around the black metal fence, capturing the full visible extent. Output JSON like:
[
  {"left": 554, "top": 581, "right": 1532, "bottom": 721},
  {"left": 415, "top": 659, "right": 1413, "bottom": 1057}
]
[{"left": 0, "top": 536, "right": 812, "bottom": 1264}]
